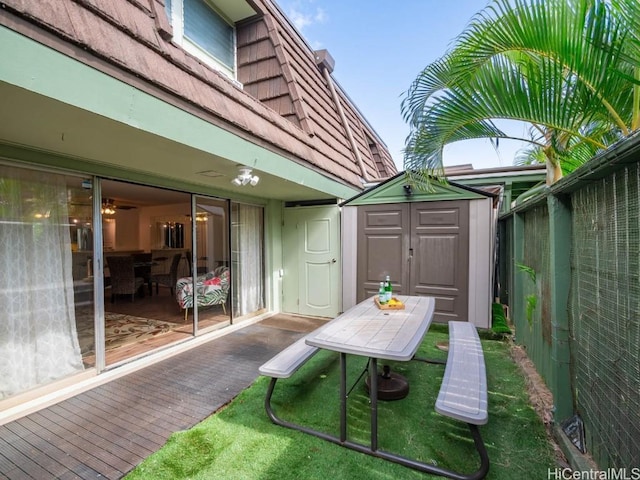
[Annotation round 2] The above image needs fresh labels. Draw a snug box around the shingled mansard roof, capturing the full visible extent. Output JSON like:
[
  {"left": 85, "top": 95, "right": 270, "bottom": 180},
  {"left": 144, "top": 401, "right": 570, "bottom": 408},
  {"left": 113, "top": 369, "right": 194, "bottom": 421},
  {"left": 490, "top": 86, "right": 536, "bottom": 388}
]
[{"left": 0, "top": 0, "right": 397, "bottom": 189}]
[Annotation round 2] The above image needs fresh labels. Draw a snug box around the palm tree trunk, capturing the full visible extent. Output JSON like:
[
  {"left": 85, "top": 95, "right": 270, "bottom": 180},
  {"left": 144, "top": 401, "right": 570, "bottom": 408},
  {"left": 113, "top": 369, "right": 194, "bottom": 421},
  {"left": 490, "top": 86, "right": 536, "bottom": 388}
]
[
  {"left": 545, "top": 155, "right": 563, "bottom": 185},
  {"left": 632, "top": 66, "right": 640, "bottom": 131}
]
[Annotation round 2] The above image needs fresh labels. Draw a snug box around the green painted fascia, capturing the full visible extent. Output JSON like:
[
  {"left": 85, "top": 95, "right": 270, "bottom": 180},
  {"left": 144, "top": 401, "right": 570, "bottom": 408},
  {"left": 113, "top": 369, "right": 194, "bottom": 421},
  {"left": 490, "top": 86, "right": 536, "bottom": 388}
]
[
  {"left": 454, "top": 173, "right": 546, "bottom": 187},
  {"left": 0, "top": 142, "right": 268, "bottom": 206},
  {"left": 454, "top": 176, "right": 546, "bottom": 212},
  {"left": 0, "top": 25, "right": 358, "bottom": 200},
  {"left": 344, "top": 175, "right": 486, "bottom": 206}
]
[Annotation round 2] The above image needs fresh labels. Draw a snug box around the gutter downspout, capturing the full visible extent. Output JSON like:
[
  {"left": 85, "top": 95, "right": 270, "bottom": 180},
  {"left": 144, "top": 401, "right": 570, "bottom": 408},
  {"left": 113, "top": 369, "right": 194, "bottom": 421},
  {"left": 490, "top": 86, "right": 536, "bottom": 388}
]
[{"left": 315, "top": 50, "right": 372, "bottom": 184}]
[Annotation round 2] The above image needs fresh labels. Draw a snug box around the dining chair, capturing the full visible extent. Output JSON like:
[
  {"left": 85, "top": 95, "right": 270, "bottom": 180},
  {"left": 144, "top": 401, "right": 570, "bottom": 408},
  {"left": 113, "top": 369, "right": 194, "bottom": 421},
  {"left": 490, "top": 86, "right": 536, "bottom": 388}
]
[
  {"left": 151, "top": 253, "right": 182, "bottom": 296},
  {"left": 185, "top": 250, "right": 193, "bottom": 276},
  {"left": 132, "top": 252, "right": 153, "bottom": 296},
  {"left": 106, "top": 255, "right": 145, "bottom": 303}
]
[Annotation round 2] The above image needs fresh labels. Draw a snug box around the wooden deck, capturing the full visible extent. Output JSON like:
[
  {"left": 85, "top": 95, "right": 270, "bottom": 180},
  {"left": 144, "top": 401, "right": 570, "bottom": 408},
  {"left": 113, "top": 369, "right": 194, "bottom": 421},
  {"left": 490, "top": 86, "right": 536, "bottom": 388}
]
[{"left": 0, "top": 314, "right": 326, "bottom": 479}]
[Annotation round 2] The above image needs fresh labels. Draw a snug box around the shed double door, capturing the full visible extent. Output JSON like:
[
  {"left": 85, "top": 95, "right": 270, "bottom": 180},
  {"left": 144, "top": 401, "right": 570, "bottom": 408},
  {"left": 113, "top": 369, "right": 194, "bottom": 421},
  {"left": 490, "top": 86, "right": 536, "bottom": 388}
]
[{"left": 356, "top": 201, "right": 469, "bottom": 322}]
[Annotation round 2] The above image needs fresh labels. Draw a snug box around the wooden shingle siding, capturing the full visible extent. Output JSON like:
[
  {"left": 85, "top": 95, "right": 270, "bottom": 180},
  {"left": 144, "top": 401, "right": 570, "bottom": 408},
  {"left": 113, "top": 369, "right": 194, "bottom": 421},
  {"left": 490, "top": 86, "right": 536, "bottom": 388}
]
[
  {"left": 240, "top": 5, "right": 371, "bottom": 178},
  {"left": 238, "top": 16, "right": 313, "bottom": 134},
  {"left": 237, "top": 18, "right": 306, "bottom": 130},
  {"left": 273, "top": 22, "right": 354, "bottom": 153},
  {"left": 368, "top": 138, "right": 388, "bottom": 178},
  {"left": 1, "top": 0, "right": 397, "bottom": 186}
]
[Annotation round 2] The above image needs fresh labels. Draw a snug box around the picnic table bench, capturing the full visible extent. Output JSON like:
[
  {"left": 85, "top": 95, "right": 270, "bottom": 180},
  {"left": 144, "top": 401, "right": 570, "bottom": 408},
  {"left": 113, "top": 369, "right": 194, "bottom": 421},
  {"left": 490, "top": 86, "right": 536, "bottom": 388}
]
[
  {"left": 258, "top": 335, "right": 319, "bottom": 379},
  {"left": 258, "top": 335, "right": 322, "bottom": 433},
  {"left": 436, "top": 321, "right": 488, "bottom": 424},
  {"left": 434, "top": 321, "right": 489, "bottom": 479},
  {"left": 258, "top": 309, "right": 489, "bottom": 480}
]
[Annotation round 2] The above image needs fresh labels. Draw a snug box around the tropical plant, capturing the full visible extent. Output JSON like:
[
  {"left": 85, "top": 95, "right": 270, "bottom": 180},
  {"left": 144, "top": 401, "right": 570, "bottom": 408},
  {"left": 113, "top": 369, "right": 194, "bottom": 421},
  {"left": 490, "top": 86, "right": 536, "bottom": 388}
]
[
  {"left": 517, "top": 263, "right": 538, "bottom": 327},
  {"left": 402, "top": 0, "right": 640, "bottom": 188}
]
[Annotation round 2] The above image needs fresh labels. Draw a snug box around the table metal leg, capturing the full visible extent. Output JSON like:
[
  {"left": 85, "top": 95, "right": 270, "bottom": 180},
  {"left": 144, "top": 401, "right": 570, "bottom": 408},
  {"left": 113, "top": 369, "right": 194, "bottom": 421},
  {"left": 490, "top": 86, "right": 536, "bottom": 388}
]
[
  {"left": 370, "top": 357, "right": 378, "bottom": 451},
  {"left": 263, "top": 355, "right": 489, "bottom": 479},
  {"left": 340, "top": 352, "right": 347, "bottom": 442}
]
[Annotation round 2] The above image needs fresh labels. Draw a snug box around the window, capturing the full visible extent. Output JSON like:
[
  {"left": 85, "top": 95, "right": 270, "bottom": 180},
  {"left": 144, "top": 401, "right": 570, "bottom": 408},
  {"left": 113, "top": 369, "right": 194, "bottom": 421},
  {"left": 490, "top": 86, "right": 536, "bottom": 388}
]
[{"left": 165, "top": 0, "right": 236, "bottom": 77}]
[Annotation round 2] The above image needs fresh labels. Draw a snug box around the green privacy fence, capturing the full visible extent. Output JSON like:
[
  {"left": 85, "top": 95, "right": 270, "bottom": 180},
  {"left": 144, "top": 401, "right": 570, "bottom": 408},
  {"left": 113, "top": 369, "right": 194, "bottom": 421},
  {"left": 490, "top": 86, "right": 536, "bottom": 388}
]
[
  {"left": 502, "top": 140, "right": 640, "bottom": 469},
  {"left": 569, "top": 166, "right": 640, "bottom": 468},
  {"left": 517, "top": 205, "right": 553, "bottom": 377}
]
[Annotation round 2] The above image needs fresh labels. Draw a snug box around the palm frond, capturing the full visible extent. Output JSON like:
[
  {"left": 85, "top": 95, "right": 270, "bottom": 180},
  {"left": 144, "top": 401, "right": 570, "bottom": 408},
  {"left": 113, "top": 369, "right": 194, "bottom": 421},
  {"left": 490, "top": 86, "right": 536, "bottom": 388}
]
[
  {"left": 610, "top": 0, "right": 640, "bottom": 130},
  {"left": 402, "top": 0, "right": 636, "bottom": 184},
  {"left": 514, "top": 145, "right": 546, "bottom": 166}
]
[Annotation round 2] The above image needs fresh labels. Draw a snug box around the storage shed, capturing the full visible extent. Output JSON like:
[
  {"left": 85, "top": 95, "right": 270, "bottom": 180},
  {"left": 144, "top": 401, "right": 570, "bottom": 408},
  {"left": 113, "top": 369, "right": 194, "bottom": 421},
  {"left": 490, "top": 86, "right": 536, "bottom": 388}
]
[{"left": 341, "top": 173, "right": 498, "bottom": 328}]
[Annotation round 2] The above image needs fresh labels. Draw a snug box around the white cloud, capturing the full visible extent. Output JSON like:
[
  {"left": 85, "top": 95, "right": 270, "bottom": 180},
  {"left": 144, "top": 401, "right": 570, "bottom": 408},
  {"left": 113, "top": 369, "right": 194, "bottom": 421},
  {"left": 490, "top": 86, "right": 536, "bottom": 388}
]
[
  {"left": 289, "top": 8, "right": 313, "bottom": 30},
  {"left": 314, "top": 8, "right": 327, "bottom": 24},
  {"left": 282, "top": 1, "right": 327, "bottom": 32}
]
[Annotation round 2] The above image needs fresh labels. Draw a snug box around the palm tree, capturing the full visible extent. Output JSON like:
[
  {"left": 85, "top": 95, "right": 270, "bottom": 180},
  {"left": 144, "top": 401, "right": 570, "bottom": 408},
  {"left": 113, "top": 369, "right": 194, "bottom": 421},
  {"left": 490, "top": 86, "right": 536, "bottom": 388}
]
[{"left": 402, "top": 0, "right": 640, "bottom": 187}]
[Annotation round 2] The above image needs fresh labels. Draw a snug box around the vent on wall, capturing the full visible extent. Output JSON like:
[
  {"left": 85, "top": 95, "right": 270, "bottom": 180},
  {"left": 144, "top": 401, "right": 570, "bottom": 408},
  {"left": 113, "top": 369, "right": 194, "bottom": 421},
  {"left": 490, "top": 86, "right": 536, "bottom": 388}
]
[
  {"left": 314, "top": 49, "right": 335, "bottom": 73},
  {"left": 284, "top": 199, "right": 339, "bottom": 207}
]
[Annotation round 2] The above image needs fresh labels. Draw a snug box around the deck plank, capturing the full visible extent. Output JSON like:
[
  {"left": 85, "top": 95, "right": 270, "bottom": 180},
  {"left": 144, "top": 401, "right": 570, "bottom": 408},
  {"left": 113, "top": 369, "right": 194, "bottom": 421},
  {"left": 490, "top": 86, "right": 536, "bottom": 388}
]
[
  {"left": 0, "top": 316, "right": 321, "bottom": 479},
  {"left": 74, "top": 391, "right": 170, "bottom": 443}
]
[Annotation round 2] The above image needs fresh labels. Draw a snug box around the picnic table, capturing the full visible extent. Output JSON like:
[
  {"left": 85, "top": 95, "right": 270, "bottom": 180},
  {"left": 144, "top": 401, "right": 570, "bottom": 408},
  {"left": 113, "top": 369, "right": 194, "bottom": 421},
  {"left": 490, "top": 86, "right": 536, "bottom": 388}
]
[
  {"left": 305, "top": 295, "right": 434, "bottom": 451},
  {"left": 259, "top": 295, "right": 489, "bottom": 479}
]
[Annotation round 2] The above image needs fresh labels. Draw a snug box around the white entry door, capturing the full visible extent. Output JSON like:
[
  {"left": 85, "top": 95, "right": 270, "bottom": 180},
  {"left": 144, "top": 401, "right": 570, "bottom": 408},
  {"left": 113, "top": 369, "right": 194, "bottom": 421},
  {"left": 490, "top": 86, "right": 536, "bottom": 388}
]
[{"left": 282, "top": 205, "right": 341, "bottom": 318}]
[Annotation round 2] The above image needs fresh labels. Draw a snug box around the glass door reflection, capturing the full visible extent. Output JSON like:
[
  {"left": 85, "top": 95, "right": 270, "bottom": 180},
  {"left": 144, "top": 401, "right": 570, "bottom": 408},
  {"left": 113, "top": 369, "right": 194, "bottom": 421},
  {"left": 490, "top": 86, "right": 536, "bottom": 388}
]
[{"left": 184, "top": 196, "right": 231, "bottom": 333}]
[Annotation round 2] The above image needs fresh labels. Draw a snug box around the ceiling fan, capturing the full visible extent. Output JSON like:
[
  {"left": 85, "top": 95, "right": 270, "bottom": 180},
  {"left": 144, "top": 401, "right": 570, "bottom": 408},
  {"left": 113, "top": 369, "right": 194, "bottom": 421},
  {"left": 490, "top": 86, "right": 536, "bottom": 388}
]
[{"left": 101, "top": 198, "right": 137, "bottom": 214}]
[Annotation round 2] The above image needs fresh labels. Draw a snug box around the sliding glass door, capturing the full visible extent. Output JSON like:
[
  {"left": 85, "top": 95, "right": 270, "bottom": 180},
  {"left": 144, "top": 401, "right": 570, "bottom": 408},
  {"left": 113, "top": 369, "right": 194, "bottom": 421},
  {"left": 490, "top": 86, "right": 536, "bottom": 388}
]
[
  {"left": 189, "top": 196, "right": 231, "bottom": 332},
  {"left": 0, "top": 164, "right": 91, "bottom": 399},
  {"left": 100, "top": 179, "right": 193, "bottom": 366},
  {"left": 0, "top": 163, "right": 265, "bottom": 401}
]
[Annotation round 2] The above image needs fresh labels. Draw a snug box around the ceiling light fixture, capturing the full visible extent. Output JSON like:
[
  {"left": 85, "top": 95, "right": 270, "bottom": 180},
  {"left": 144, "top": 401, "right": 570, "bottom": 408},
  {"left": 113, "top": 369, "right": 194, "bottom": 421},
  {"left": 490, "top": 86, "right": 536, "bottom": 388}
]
[
  {"left": 231, "top": 166, "right": 259, "bottom": 187},
  {"left": 101, "top": 199, "right": 116, "bottom": 216}
]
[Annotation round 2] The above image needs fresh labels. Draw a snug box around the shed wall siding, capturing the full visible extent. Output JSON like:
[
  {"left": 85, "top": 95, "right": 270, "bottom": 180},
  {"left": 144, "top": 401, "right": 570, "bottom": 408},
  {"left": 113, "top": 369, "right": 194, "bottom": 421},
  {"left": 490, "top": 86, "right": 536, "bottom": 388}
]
[{"left": 468, "top": 198, "right": 492, "bottom": 328}]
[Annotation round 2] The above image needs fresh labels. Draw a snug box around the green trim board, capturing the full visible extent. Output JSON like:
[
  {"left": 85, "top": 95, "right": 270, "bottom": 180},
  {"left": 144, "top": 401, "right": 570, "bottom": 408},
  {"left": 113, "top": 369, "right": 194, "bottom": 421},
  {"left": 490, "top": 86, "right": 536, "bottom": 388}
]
[
  {"left": 0, "top": 25, "right": 358, "bottom": 201},
  {"left": 455, "top": 175, "right": 545, "bottom": 200},
  {"left": 450, "top": 172, "right": 546, "bottom": 216},
  {"left": 0, "top": 143, "right": 268, "bottom": 206},
  {"left": 341, "top": 172, "right": 492, "bottom": 206}
]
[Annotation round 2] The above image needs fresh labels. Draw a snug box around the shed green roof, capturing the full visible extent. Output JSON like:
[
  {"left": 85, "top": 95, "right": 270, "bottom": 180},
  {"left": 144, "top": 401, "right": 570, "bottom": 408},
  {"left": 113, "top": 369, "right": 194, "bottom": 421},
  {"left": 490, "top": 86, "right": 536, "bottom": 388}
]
[{"left": 341, "top": 172, "right": 494, "bottom": 206}]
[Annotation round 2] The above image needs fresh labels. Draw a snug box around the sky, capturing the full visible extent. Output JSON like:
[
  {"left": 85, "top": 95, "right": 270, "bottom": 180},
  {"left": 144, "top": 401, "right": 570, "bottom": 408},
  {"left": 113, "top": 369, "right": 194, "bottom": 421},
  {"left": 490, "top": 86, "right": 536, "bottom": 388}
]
[{"left": 275, "top": 0, "right": 530, "bottom": 171}]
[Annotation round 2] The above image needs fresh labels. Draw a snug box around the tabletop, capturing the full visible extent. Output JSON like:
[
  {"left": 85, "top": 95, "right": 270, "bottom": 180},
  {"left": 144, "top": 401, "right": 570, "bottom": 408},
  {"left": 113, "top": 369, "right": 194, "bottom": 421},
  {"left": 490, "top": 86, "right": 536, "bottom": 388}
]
[{"left": 306, "top": 295, "right": 435, "bottom": 361}]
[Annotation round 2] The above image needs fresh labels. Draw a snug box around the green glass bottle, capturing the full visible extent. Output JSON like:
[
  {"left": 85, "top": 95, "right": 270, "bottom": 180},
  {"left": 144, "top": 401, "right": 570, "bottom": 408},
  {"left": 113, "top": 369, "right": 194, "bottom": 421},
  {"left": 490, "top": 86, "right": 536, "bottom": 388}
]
[
  {"left": 378, "top": 281, "right": 387, "bottom": 304},
  {"left": 384, "top": 275, "right": 392, "bottom": 302}
]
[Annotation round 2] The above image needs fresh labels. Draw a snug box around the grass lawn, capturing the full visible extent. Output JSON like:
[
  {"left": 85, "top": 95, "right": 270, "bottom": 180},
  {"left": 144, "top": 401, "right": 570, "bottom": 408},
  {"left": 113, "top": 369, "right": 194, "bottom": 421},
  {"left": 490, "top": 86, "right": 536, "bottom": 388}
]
[{"left": 126, "top": 324, "right": 557, "bottom": 479}]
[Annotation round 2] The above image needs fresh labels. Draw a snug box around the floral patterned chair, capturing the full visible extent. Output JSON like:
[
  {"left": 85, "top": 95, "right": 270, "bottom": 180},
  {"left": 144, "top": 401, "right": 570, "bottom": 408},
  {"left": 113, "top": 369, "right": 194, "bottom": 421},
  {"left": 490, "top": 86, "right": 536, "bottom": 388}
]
[{"left": 175, "top": 266, "right": 230, "bottom": 321}]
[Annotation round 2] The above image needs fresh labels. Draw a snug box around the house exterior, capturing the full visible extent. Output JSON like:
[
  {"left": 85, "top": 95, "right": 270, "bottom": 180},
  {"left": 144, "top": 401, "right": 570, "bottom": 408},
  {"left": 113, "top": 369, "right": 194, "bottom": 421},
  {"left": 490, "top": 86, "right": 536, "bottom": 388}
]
[
  {"left": 0, "top": 0, "right": 396, "bottom": 414},
  {"left": 445, "top": 164, "right": 547, "bottom": 216}
]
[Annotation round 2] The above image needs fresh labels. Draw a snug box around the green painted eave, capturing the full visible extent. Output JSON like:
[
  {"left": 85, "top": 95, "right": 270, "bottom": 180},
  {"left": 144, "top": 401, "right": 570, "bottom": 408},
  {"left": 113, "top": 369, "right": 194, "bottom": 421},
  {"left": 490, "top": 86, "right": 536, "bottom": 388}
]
[
  {"left": 0, "top": 25, "right": 359, "bottom": 202},
  {"left": 455, "top": 175, "right": 544, "bottom": 199},
  {"left": 342, "top": 173, "right": 489, "bottom": 206}
]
